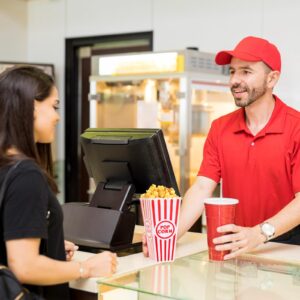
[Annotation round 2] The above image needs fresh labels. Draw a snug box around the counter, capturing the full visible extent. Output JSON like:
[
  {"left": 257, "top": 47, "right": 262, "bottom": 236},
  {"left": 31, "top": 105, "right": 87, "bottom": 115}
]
[
  {"left": 70, "top": 226, "right": 207, "bottom": 294},
  {"left": 70, "top": 226, "right": 300, "bottom": 299}
]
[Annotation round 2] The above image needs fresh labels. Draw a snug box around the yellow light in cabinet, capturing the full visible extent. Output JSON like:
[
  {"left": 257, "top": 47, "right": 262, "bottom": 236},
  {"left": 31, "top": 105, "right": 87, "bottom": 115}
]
[{"left": 99, "top": 52, "right": 180, "bottom": 75}]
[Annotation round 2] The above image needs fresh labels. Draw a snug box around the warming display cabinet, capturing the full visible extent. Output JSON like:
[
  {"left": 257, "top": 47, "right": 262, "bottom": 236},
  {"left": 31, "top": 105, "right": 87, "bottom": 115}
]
[{"left": 89, "top": 50, "right": 235, "bottom": 195}]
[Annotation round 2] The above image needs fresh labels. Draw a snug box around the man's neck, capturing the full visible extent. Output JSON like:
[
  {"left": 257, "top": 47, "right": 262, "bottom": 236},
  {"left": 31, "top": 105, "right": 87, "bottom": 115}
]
[{"left": 245, "top": 94, "right": 275, "bottom": 136}]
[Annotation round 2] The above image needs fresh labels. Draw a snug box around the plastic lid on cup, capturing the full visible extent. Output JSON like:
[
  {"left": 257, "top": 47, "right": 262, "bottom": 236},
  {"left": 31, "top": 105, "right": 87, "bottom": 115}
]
[{"left": 204, "top": 198, "right": 239, "bottom": 205}]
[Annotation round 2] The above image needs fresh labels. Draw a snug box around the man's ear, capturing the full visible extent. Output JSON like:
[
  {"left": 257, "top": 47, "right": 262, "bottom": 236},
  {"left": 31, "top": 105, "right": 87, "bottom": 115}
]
[{"left": 267, "top": 70, "right": 280, "bottom": 88}]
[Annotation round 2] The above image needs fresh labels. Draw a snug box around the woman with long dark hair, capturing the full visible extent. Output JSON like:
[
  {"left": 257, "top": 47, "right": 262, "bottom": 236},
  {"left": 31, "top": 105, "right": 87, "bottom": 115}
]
[{"left": 0, "top": 66, "right": 117, "bottom": 299}]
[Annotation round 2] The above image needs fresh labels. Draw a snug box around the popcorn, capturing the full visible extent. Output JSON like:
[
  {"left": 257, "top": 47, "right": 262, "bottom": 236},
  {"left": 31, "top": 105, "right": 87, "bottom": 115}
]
[{"left": 141, "top": 184, "right": 178, "bottom": 199}]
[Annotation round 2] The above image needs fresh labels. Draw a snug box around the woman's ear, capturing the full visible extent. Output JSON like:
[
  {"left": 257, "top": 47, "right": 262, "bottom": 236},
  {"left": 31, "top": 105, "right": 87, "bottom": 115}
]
[{"left": 33, "top": 100, "right": 38, "bottom": 120}]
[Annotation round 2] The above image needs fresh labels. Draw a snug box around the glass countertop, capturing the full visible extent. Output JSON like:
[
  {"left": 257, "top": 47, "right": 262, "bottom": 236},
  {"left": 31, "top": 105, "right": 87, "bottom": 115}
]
[{"left": 98, "top": 251, "right": 300, "bottom": 300}]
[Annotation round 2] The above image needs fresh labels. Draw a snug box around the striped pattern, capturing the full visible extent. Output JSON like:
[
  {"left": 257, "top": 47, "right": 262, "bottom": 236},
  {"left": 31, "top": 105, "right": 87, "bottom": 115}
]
[
  {"left": 151, "top": 264, "right": 171, "bottom": 296},
  {"left": 140, "top": 197, "right": 181, "bottom": 262}
]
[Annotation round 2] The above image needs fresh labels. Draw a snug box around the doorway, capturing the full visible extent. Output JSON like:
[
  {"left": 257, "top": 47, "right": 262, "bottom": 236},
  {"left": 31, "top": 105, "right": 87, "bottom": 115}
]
[{"left": 65, "top": 31, "right": 153, "bottom": 203}]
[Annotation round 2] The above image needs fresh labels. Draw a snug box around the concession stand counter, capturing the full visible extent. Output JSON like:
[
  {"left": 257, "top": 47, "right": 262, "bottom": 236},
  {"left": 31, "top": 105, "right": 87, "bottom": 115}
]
[{"left": 70, "top": 226, "right": 300, "bottom": 300}]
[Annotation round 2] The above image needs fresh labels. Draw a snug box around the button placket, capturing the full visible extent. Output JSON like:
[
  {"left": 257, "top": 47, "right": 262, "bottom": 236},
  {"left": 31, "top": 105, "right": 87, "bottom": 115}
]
[{"left": 248, "top": 138, "right": 256, "bottom": 170}]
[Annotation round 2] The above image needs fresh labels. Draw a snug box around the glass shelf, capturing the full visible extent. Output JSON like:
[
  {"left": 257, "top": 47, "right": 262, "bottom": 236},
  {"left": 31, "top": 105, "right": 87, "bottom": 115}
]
[{"left": 98, "top": 251, "right": 300, "bottom": 300}]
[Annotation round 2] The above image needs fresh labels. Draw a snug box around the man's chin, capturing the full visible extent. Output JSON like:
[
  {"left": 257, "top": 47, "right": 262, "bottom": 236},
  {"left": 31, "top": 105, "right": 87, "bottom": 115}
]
[{"left": 234, "top": 99, "right": 249, "bottom": 108}]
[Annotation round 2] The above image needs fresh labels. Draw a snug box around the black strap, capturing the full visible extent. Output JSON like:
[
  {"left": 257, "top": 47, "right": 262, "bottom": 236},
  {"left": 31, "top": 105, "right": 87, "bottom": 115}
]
[
  {"left": 0, "top": 161, "right": 22, "bottom": 209},
  {"left": 272, "top": 224, "right": 300, "bottom": 245}
]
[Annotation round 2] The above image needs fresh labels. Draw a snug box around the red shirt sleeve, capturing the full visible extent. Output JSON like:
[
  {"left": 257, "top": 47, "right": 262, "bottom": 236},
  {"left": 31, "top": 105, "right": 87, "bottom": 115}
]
[{"left": 198, "top": 120, "right": 221, "bottom": 183}]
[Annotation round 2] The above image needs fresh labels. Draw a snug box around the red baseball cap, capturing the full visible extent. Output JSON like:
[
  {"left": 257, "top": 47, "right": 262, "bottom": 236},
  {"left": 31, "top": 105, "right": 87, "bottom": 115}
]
[{"left": 215, "top": 36, "right": 281, "bottom": 72}]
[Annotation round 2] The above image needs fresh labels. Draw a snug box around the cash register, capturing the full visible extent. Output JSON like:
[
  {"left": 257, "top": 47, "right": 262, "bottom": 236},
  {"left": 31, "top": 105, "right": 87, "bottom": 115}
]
[{"left": 62, "top": 128, "right": 179, "bottom": 251}]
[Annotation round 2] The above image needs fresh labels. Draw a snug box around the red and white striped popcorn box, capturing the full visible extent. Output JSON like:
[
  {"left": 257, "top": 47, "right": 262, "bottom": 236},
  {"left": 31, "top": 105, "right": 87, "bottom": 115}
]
[{"left": 140, "top": 197, "right": 181, "bottom": 262}]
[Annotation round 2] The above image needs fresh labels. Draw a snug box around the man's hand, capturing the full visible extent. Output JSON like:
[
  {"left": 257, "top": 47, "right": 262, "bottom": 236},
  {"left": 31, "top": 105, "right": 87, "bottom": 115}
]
[{"left": 213, "top": 224, "right": 265, "bottom": 260}]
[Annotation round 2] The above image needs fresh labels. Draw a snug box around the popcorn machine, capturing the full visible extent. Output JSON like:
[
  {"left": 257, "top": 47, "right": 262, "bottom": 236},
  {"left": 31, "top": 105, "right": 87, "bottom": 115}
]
[{"left": 89, "top": 50, "right": 235, "bottom": 194}]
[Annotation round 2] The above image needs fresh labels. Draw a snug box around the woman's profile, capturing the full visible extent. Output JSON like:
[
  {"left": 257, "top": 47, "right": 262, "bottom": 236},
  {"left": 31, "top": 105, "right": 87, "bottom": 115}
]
[{"left": 0, "top": 66, "right": 117, "bottom": 300}]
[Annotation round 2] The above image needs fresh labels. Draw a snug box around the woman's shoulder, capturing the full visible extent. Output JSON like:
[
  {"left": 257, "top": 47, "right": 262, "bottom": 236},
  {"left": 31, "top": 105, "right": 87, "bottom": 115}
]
[
  {"left": 7, "top": 159, "right": 46, "bottom": 184},
  {"left": 17, "top": 158, "right": 41, "bottom": 171},
  {"left": 0, "top": 159, "right": 47, "bottom": 191}
]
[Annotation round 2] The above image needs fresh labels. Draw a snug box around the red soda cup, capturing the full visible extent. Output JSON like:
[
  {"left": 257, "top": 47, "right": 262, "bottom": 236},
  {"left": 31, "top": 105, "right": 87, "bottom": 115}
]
[{"left": 204, "top": 198, "right": 239, "bottom": 261}]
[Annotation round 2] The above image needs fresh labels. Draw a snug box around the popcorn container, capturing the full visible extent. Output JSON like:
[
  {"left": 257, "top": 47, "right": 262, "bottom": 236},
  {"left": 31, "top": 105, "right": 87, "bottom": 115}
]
[{"left": 140, "top": 197, "right": 181, "bottom": 262}]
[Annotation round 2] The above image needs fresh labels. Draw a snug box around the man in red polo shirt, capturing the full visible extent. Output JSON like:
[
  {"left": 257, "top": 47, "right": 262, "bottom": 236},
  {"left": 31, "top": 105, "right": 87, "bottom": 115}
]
[
  {"left": 143, "top": 36, "right": 300, "bottom": 259},
  {"left": 179, "top": 36, "right": 300, "bottom": 259}
]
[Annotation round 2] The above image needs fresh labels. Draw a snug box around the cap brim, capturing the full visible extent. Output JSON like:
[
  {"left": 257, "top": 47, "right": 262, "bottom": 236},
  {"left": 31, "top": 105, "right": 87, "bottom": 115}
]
[
  {"left": 215, "top": 50, "right": 261, "bottom": 65},
  {"left": 215, "top": 51, "right": 234, "bottom": 65}
]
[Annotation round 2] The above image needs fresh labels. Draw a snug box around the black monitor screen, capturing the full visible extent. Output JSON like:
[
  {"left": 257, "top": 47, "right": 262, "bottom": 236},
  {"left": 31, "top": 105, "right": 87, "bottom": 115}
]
[{"left": 80, "top": 128, "right": 179, "bottom": 197}]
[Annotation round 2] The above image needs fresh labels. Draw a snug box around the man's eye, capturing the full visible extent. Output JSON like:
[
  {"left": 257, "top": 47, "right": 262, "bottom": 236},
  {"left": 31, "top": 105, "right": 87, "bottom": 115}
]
[{"left": 53, "top": 106, "right": 60, "bottom": 111}]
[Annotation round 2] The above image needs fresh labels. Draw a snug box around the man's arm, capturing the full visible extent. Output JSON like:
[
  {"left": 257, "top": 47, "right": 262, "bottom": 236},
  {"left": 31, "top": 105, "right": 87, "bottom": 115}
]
[
  {"left": 214, "top": 192, "right": 300, "bottom": 259},
  {"left": 268, "top": 192, "right": 300, "bottom": 237},
  {"left": 177, "top": 176, "right": 217, "bottom": 238}
]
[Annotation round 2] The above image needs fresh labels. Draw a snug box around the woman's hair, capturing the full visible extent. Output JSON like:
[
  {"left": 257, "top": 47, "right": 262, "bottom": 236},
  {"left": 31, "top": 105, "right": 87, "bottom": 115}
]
[{"left": 0, "top": 65, "right": 58, "bottom": 193}]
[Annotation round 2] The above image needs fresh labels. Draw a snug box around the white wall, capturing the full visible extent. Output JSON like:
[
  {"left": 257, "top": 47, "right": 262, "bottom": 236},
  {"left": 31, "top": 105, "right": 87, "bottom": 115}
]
[
  {"left": 27, "top": 0, "right": 66, "bottom": 163},
  {"left": 153, "top": 0, "right": 263, "bottom": 52},
  {"left": 262, "top": 0, "right": 300, "bottom": 108},
  {"left": 0, "top": 0, "right": 28, "bottom": 61},
  {"left": 65, "top": 0, "right": 153, "bottom": 37}
]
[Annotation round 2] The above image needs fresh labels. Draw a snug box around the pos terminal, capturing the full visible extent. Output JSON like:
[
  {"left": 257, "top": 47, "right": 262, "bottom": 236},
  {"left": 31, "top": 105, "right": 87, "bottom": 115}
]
[{"left": 62, "top": 128, "right": 179, "bottom": 251}]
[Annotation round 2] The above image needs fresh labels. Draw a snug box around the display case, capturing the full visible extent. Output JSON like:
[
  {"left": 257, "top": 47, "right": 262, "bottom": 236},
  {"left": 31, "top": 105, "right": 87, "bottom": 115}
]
[
  {"left": 98, "top": 251, "right": 300, "bottom": 300},
  {"left": 89, "top": 50, "right": 235, "bottom": 195}
]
